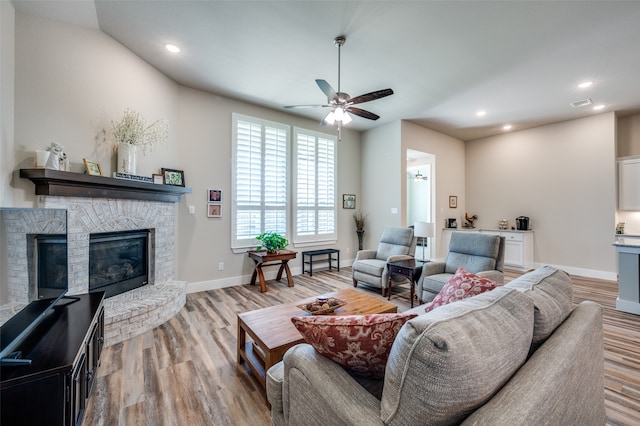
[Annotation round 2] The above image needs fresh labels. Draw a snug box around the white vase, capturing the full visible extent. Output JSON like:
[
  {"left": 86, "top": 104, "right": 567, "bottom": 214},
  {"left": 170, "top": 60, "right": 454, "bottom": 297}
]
[{"left": 117, "top": 142, "right": 137, "bottom": 174}]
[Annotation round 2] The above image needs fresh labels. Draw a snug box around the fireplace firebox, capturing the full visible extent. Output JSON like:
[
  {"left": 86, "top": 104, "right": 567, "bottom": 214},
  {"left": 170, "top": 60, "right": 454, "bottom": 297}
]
[{"left": 89, "top": 230, "right": 150, "bottom": 298}]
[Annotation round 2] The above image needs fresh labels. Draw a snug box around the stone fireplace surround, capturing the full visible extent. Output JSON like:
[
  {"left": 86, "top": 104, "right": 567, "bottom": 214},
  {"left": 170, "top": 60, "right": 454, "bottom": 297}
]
[{"left": 5, "top": 196, "right": 186, "bottom": 346}]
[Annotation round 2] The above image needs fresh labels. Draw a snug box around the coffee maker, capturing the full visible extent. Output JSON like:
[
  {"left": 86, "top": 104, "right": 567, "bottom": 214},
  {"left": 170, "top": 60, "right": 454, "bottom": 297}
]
[{"left": 516, "top": 216, "right": 530, "bottom": 230}]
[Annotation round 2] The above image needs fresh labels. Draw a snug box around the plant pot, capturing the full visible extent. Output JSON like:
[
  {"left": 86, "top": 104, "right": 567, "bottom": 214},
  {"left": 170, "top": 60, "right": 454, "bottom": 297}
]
[{"left": 117, "top": 142, "right": 137, "bottom": 174}]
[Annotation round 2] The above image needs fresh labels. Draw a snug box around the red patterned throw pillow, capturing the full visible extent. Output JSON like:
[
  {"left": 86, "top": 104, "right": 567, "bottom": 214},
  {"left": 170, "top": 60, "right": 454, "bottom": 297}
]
[
  {"left": 291, "top": 313, "right": 417, "bottom": 379},
  {"left": 425, "top": 267, "right": 502, "bottom": 312}
]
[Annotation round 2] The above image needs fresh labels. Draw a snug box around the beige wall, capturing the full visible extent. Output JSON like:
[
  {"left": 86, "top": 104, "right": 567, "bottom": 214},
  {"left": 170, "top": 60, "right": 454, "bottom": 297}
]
[
  {"left": 360, "top": 121, "right": 402, "bottom": 248},
  {"left": 466, "top": 113, "right": 617, "bottom": 278},
  {"left": 1, "top": 1, "right": 15, "bottom": 207},
  {"left": 6, "top": 12, "right": 363, "bottom": 289},
  {"left": 177, "top": 87, "right": 362, "bottom": 289},
  {"left": 401, "top": 121, "right": 466, "bottom": 259},
  {"left": 12, "top": 12, "right": 181, "bottom": 205}
]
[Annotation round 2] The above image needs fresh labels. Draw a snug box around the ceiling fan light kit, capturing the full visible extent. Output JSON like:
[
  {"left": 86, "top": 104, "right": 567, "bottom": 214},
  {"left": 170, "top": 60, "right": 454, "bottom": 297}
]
[{"left": 284, "top": 35, "right": 394, "bottom": 134}]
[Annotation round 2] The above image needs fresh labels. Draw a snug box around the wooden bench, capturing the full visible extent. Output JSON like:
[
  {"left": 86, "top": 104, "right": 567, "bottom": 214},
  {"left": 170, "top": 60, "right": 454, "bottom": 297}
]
[{"left": 301, "top": 249, "right": 340, "bottom": 276}]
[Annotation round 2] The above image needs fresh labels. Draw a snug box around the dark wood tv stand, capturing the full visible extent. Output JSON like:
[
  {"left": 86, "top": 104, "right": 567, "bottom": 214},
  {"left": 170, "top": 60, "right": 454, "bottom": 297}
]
[{"left": 1, "top": 292, "right": 105, "bottom": 426}]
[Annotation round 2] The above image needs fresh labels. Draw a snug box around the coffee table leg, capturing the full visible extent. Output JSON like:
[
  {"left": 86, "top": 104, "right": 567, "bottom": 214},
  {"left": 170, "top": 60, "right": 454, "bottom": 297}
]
[{"left": 237, "top": 319, "right": 246, "bottom": 365}]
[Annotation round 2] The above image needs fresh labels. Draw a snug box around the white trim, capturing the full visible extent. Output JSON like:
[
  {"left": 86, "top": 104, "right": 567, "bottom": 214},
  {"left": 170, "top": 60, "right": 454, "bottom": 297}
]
[
  {"left": 528, "top": 262, "right": 617, "bottom": 281},
  {"left": 186, "top": 259, "right": 356, "bottom": 294}
]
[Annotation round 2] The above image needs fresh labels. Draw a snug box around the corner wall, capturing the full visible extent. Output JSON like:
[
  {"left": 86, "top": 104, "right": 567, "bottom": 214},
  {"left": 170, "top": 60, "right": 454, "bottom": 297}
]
[{"left": 466, "top": 113, "right": 617, "bottom": 278}]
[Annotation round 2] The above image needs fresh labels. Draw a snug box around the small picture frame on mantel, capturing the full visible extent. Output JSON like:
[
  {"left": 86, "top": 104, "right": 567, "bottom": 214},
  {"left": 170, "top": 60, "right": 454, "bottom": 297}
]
[
  {"left": 162, "top": 168, "right": 185, "bottom": 186},
  {"left": 83, "top": 159, "right": 102, "bottom": 176}
]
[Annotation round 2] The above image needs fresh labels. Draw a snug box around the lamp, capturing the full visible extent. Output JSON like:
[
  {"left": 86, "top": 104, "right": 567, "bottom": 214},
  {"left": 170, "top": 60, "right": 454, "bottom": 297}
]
[
  {"left": 414, "top": 222, "right": 435, "bottom": 262},
  {"left": 323, "top": 107, "right": 352, "bottom": 125},
  {"left": 414, "top": 170, "right": 424, "bottom": 181}
]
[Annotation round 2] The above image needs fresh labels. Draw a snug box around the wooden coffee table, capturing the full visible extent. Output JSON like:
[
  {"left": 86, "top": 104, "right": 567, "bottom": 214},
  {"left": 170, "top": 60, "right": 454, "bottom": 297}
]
[{"left": 237, "top": 288, "right": 397, "bottom": 392}]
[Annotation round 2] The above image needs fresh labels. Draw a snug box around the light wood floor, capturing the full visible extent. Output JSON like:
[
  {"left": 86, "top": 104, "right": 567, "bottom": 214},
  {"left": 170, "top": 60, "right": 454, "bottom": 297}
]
[{"left": 84, "top": 268, "right": 640, "bottom": 426}]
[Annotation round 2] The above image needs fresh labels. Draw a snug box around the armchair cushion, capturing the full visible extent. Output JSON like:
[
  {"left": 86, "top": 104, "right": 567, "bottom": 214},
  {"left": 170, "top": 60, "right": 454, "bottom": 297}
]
[
  {"left": 291, "top": 313, "right": 417, "bottom": 379},
  {"left": 424, "top": 267, "right": 502, "bottom": 312},
  {"left": 380, "top": 287, "right": 534, "bottom": 425}
]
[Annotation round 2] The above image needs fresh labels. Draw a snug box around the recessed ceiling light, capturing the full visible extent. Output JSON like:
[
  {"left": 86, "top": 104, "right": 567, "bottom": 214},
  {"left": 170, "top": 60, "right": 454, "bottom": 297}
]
[
  {"left": 503, "top": 124, "right": 512, "bottom": 130},
  {"left": 578, "top": 81, "right": 593, "bottom": 89},
  {"left": 165, "top": 44, "right": 180, "bottom": 53},
  {"left": 476, "top": 110, "right": 487, "bottom": 117},
  {"left": 593, "top": 104, "right": 605, "bottom": 110}
]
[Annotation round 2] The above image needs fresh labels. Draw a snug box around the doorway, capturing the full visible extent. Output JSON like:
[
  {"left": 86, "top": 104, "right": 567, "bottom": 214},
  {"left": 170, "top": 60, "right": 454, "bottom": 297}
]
[{"left": 406, "top": 149, "right": 435, "bottom": 260}]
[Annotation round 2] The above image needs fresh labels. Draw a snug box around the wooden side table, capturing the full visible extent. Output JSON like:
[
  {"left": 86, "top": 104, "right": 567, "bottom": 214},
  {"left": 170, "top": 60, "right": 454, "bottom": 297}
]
[
  {"left": 247, "top": 249, "right": 297, "bottom": 292},
  {"left": 387, "top": 258, "right": 423, "bottom": 307}
]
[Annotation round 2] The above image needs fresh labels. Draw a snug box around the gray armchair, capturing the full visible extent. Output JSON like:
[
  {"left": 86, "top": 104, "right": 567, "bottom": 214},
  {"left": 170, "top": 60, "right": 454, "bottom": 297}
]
[
  {"left": 416, "top": 231, "right": 505, "bottom": 303},
  {"left": 352, "top": 226, "right": 416, "bottom": 296}
]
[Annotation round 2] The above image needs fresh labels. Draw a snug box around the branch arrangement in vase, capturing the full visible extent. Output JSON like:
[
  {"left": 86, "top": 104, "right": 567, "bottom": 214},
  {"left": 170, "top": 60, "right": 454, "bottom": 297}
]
[
  {"left": 111, "top": 109, "right": 169, "bottom": 154},
  {"left": 353, "top": 210, "right": 367, "bottom": 231}
]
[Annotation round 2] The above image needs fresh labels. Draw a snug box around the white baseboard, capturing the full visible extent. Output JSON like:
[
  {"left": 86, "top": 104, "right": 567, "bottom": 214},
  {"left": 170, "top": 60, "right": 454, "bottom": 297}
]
[
  {"left": 531, "top": 262, "right": 617, "bottom": 281},
  {"left": 186, "top": 259, "right": 616, "bottom": 294},
  {"left": 186, "top": 259, "right": 356, "bottom": 294}
]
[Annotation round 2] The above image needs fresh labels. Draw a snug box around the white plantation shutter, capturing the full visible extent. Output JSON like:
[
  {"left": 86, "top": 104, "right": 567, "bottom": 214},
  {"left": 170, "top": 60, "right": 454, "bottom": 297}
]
[
  {"left": 232, "top": 114, "right": 289, "bottom": 249},
  {"left": 294, "top": 128, "right": 337, "bottom": 243}
]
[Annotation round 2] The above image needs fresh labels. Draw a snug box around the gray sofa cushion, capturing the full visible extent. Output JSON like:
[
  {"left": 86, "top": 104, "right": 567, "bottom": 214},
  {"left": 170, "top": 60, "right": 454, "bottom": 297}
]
[
  {"left": 504, "top": 265, "right": 573, "bottom": 347},
  {"left": 380, "top": 287, "right": 534, "bottom": 425}
]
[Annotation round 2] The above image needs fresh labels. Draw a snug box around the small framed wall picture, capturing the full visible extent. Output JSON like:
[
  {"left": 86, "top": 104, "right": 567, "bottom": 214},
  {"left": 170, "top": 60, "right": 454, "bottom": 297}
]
[
  {"left": 207, "top": 203, "right": 221, "bottom": 218},
  {"left": 343, "top": 194, "right": 356, "bottom": 209},
  {"left": 152, "top": 174, "right": 164, "bottom": 184},
  {"left": 162, "top": 168, "right": 185, "bottom": 186},
  {"left": 208, "top": 189, "right": 222, "bottom": 203},
  {"left": 449, "top": 195, "right": 458, "bottom": 209},
  {"left": 83, "top": 159, "right": 103, "bottom": 176}
]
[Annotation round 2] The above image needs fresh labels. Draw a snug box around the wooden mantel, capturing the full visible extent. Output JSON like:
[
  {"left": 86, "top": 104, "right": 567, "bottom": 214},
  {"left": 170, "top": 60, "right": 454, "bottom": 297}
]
[{"left": 20, "top": 169, "right": 191, "bottom": 203}]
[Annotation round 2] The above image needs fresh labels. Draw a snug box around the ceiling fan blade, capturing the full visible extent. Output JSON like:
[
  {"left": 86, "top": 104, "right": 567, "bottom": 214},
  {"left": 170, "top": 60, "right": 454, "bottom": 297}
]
[
  {"left": 348, "top": 88, "right": 394, "bottom": 105},
  {"left": 283, "top": 104, "right": 331, "bottom": 109},
  {"left": 347, "top": 107, "right": 380, "bottom": 121},
  {"left": 316, "top": 79, "right": 338, "bottom": 102}
]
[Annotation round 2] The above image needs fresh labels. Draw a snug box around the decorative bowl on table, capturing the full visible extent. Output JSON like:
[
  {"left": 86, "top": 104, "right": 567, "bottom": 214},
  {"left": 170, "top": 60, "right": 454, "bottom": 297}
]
[{"left": 297, "top": 297, "right": 346, "bottom": 315}]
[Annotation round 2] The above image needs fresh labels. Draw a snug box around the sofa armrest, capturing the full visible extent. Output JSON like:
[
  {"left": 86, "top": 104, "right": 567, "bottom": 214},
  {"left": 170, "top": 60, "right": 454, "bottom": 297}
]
[
  {"left": 423, "top": 261, "right": 446, "bottom": 276},
  {"left": 387, "top": 254, "right": 413, "bottom": 263},
  {"left": 477, "top": 270, "right": 504, "bottom": 284},
  {"left": 281, "top": 344, "right": 384, "bottom": 425},
  {"left": 461, "top": 302, "right": 606, "bottom": 425},
  {"left": 355, "top": 249, "right": 377, "bottom": 261}
]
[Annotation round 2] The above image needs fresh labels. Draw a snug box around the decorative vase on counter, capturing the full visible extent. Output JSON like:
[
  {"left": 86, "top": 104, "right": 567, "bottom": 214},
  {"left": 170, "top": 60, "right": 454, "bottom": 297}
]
[{"left": 117, "top": 142, "right": 137, "bottom": 174}]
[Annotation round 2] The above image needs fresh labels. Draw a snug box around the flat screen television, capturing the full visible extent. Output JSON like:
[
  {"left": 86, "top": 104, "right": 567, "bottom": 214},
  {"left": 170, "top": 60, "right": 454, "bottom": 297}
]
[{"left": 0, "top": 208, "right": 70, "bottom": 366}]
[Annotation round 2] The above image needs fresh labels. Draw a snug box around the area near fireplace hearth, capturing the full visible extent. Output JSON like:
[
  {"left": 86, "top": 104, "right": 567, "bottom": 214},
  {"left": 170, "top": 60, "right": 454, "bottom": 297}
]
[{"left": 6, "top": 169, "right": 192, "bottom": 346}]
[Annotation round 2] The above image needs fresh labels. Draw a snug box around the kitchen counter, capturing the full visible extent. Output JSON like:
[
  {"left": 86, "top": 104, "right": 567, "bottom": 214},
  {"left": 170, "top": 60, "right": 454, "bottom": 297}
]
[
  {"left": 613, "top": 242, "right": 640, "bottom": 315},
  {"left": 442, "top": 228, "right": 533, "bottom": 233}
]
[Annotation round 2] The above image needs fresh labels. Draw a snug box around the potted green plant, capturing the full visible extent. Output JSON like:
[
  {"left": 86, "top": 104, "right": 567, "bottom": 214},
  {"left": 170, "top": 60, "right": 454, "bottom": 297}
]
[{"left": 256, "top": 232, "right": 288, "bottom": 253}]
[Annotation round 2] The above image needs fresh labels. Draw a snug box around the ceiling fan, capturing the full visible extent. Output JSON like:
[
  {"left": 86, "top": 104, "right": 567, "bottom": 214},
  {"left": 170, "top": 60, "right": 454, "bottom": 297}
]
[{"left": 284, "top": 36, "right": 394, "bottom": 127}]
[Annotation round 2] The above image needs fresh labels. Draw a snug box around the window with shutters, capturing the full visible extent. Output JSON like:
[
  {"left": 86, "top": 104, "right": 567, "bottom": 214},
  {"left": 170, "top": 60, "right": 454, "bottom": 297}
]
[
  {"left": 231, "top": 114, "right": 289, "bottom": 250},
  {"left": 231, "top": 115, "right": 337, "bottom": 251},
  {"left": 293, "top": 128, "right": 337, "bottom": 244}
]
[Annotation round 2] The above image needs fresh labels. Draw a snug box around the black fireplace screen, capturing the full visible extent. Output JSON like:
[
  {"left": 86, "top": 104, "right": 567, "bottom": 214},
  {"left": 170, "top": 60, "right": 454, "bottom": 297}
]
[
  {"left": 36, "top": 234, "right": 68, "bottom": 299},
  {"left": 89, "top": 230, "right": 149, "bottom": 298}
]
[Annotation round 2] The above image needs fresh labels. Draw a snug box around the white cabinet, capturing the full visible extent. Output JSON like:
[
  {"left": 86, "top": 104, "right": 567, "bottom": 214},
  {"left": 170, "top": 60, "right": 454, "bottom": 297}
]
[
  {"left": 618, "top": 157, "right": 640, "bottom": 211},
  {"left": 441, "top": 229, "right": 533, "bottom": 270}
]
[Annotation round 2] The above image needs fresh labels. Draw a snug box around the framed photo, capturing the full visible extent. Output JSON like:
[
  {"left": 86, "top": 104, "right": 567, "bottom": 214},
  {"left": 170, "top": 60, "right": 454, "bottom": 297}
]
[
  {"left": 207, "top": 203, "right": 221, "bottom": 218},
  {"left": 83, "top": 159, "right": 102, "bottom": 176},
  {"left": 343, "top": 194, "right": 356, "bottom": 209},
  {"left": 208, "top": 189, "right": 222, "bottom": 203},
  {"left": 162, "top": 168, "right": 185, "bottom": 186},
  {"left": 449, "top": 195, "right": 458, "bottom": 209},
  {"left": 152, "top": 174, "right": 164, "bottom": 184}
]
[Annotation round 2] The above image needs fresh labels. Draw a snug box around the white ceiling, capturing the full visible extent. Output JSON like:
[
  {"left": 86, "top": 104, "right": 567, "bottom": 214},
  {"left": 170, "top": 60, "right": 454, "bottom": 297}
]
[{"left": 12, "top": 0, "right": 640, "bottom": 141}]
